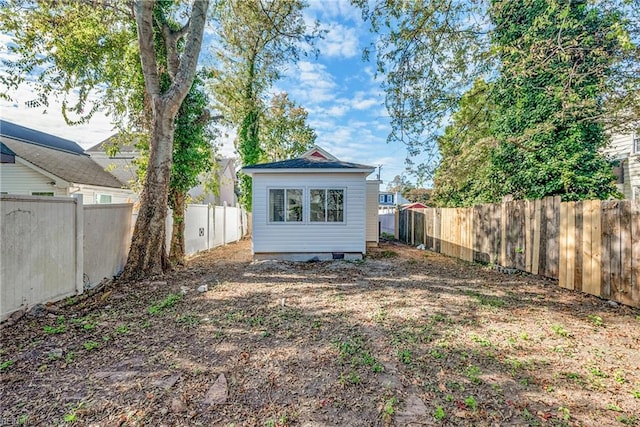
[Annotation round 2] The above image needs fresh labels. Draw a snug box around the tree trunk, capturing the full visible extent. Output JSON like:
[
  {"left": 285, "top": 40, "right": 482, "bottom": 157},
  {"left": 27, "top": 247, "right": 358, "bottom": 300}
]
[
  {"left": 169, "top": 191, "right": 186, "bottom": 266},
  {"left": 121, "top": 101, "right": 177, "bottom": 280},
  {"left": 119, "top": 0, "right": 208, "bottom": 281}
]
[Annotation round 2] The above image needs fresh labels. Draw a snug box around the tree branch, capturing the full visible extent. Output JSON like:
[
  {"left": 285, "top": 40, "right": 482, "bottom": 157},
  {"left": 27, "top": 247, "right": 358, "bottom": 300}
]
[{"left": 134, "top": 0, "right": 160, "bottom": 98}]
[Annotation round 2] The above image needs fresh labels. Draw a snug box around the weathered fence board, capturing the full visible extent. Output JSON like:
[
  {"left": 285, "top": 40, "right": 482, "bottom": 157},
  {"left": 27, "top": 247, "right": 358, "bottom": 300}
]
[{"left": 397, "top": 197, "right": 639, "bottom": 308}]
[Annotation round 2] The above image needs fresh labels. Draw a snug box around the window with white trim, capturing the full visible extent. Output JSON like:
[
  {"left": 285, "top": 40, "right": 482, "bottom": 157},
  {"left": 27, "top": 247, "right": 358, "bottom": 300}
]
[
  {"left": 96, "top": 194, "right": 112, "bottom": 204},
  {"left": 310, "top": 189, "right": 344, "bottom": 222},
  {"left": 31, "top": 192, "right": 54, "bottom": 196},
  {"left": 269, "top": 189, "right": 303, "bottom": 222},
  {"left": 633, "top": 129, "right": 639, "bottom": 153}
]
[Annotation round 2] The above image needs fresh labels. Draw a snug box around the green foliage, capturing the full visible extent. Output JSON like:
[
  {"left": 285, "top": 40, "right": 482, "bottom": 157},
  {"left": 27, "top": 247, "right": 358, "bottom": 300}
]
[
  {"left": 488, "top": 0, "right": 621, "bottom": 202},
  {"left": 148, "top": 293, "right": 182, "bottom": 315},
  {"left": 208, "top": 0, "right": 319, "bottom": 211},
  {"left": 260, "top": 93, "right": 316, "bottom": 163}
]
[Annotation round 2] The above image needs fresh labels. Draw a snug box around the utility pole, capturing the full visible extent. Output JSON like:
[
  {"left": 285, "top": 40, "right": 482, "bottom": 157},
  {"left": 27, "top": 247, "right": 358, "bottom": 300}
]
[{"left": 377, "top": 164, "right": 382, "bottom": 181}]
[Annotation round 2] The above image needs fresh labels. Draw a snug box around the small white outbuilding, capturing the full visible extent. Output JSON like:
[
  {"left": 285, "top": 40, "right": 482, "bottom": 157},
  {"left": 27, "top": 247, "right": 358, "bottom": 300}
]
[{"left": 242, "top": 146, "right": 380, "bottom": 261}]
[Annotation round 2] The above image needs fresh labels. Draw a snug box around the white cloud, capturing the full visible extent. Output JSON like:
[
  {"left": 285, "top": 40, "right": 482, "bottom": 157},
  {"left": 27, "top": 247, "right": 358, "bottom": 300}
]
[
  {"left": 307, "top": 0, "right": 362, "bottom": 23},
  {"left": 286, "top": 61, "right": 338, "bottom": 104},
  {"left": 318, "top": 22, "right": 359, "bottom": 58}
]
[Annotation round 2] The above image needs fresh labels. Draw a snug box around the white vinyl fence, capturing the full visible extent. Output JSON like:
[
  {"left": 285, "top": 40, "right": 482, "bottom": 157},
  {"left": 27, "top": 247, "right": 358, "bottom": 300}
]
[
  {"left": 0, "top": 195, "right": 132, "bottom": 320},
  {"left": 1, "top": 196, "right": 248, "bottom": 320},
  {"left": 165, "top": 203, "right": 248, "bottom": 256}
]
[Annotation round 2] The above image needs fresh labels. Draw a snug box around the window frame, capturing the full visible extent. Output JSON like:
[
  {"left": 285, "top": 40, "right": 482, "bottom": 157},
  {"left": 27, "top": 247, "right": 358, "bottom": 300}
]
[
  {"left": 96, "top": 193, "right": 113, "bottom": 204},
  {"left": 268, "top": 187, "right": 304, "bottom": 224},
  {"left": 309, "top": 188, "right": 345, "bottom": 223}
]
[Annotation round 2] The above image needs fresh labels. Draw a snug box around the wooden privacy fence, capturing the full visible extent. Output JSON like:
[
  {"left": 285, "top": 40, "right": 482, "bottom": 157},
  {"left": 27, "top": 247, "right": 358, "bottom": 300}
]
[{"left": 397, "top": 197, "right": 640, "bottom": 308}]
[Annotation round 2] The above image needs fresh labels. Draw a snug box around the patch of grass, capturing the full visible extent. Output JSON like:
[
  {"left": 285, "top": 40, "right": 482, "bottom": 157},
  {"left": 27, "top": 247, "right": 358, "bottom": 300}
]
[
  {"left": 618, "top": 415, "right": 638, "bottom": 425},
  {"left": 63, "top": 402, "right": 84, "bottom": 423},
  {"left": 148, "top": 293, "right": 182, "bottom": 315},
  {"left": 632, "top": 389, "right": 640, "bottom": 399},
  {"left": 430, "top": 349, "right": 446, "bottom": 359},
  {"left": 465, "top": 365, "right": 482, "bottom": 384},
  {"left": 177, "top": 314, "right": 200, "bottom": 327},
  {"left": 464, "top": 396, "right": 477, "bottom": 411},
  {"left": 551, "top": 324, "right": 571, "bottom": 338},
  {"left": 606, "top": 403, "right": 623, "bottom": 412},
  {"left": 43, "top": 316, "right": 66, "bottom": 334},
  {"left": 397, "top": 348, "right": 412, "bottom": 364},
  {"left": 65, "top": 352, "right": 75, "bottom": 364},
  {"left": 470, "top": 334, "right": 492, "bottom": 347},
  {"left": 614, "top": 370, "right": 627, "bottom": 384},
  {"left": 372, "top": 309, "right": 387, "bottom": 324},
  {"left": 587, "top": 314, "right": 604, "bottom": 327},
  {"left": 83, "top": 341, "right": 99, "bottom": 351},
  {"left": 381, "top": 250, "right": 398, "bottom": 258},
  {"left": 589, "top": 366, "right": 608, "bottom": 378},
  {"left": 115, "top": 324, "right": 130, "bottom": 334},
  {"left": 381, "top": 396, "right": 398, "bottom": 422},
  {"left": 333, "top": 336, "right": 382, "bottom": 373},
  {"left": 434, "top": 405, "right": 446, "bottom": 421},
  {"left": 339, "top": 371, "right": 361, "bottom": 385},
  {"left": 0, "top": 360, "right": 14, "bottom": 370},
  {"left": 465, "top": 291, "right": 505, "bottom": 308}
]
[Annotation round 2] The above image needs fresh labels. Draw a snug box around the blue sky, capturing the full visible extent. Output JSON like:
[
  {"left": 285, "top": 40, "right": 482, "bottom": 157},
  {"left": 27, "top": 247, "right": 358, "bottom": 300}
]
[{"left": 0, "top": 1, "right": 415, "bottom": 187}]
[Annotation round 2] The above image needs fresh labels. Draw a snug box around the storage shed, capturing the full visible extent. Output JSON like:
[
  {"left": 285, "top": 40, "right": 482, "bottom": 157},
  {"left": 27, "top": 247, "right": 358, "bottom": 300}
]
[{"left": 242, "top": 146, "right": 380, "bottom": 260}]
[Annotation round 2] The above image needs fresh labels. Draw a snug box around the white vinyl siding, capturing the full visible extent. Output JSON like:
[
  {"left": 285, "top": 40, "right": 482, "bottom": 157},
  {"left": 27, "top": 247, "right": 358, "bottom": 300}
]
[
  {"left": 0, "top": 162, "right": 67, "bottom": 196},
  {"left": 604, "top": 132, "right": 640, "bottom": 199},
  {"left": 252, "top": 173, "right": 368, "bottom": 254},
  {"left": 366, "top": 181, "right": 380, "bottom": 243}
]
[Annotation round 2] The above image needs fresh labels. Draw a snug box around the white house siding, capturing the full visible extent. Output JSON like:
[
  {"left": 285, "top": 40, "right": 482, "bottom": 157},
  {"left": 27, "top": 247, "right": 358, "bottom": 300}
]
[
  {"left": 252, "top": 173, "right": 368, "bottom": 255},
  {"left": 76, "top": 184, "right": 137, "bottom": 205},
  {"left": 603, "top": 132, "right": 640, "bottom": 199},
  {"left": 0, "top": 162, "right": 67, "bottom": 196},
  {"left": 366, "top": 180, "right": 381, "bottom": 244}
]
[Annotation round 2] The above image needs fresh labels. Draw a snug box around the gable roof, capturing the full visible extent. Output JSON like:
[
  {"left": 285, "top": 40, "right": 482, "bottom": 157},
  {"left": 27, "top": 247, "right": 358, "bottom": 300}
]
[
  {"left": 242, "top": 146, "right": 374, "bottom": 175},
  {"left": 86, "top": 133, "right": 140, "bottom": 155},
  {"left": 0, "top": 122, "right": 125, "bottom": 189},
  {"left": 0, "top": 119, "right": 85, "bottom": 155}
]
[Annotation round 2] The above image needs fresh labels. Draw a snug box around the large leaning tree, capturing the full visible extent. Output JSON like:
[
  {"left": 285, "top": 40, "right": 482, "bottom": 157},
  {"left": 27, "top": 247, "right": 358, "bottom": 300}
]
[{"left": 122, "top": 0, "right": 209, "bottom": 279}]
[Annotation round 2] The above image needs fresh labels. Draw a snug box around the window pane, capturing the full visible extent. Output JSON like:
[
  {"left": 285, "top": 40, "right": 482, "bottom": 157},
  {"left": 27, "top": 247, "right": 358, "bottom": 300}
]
[
  {"left": 310, "top": 189, "right": 326, "bottom": 222},
  {"left": 286, "top": 189, "right": 303, "bottom": 222},
  {"left": 269, "top": 189, "right": 284, "bottom": 222},
  {"left": 327, "top": 189, "right": 344, "bottom": 222}
]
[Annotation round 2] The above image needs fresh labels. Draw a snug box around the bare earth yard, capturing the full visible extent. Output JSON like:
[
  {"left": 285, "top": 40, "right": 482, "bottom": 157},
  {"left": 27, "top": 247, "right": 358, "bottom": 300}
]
[{"left": 1, "top": 239, "right": 639, "bottom": 426}]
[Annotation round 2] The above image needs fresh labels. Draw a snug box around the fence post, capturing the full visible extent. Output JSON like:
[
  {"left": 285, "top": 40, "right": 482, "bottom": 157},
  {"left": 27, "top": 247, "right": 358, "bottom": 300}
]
[
  {"left": 223, "top": 201, "right": 227, "bottom": 244},
  {"left": 73, "top": 194, "right": 84, "bottom": 295}
]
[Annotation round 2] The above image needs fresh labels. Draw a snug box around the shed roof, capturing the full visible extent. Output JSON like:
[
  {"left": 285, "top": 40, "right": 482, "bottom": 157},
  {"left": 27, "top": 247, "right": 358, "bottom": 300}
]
[{"left": 242, "top": 146, "right": 374, "bottom": 175}]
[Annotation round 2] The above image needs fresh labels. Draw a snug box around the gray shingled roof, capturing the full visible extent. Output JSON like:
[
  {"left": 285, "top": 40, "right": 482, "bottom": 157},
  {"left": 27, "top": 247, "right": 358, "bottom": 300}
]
[
  {"left": 86, "top": 133, "right": 140, "bottom": 154},
  {"left": 0, "top": 119, "right": 85, "bottom": 155},
  {"left": 243, "top": 157, "right": 374, "bottom": 171},
  {"left": 1, "top": 132, "right": 125, "bottom": 189}
]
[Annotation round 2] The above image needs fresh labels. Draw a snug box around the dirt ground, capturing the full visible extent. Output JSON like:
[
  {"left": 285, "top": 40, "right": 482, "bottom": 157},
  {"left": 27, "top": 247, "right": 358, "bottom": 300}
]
[{"left": 1, "top": 239, "right": 639, "bottom": 426}]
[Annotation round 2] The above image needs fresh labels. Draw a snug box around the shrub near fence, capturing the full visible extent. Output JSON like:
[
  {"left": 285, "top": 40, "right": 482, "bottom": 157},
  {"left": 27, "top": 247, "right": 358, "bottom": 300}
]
[{"left": 397, "top": 197, "right": 640, "bottom": 308}]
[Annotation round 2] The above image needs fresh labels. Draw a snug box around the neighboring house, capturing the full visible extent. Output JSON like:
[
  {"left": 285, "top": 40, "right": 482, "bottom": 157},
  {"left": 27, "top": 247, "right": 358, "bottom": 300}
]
[
  {"left": 87, "top": 134, "right": 238, "bottom": 206},
  {"left": 242, "top": 146, "right": 380, "bottom": 261},
  {"left": 604, "top": 129, "right": 640, "bottom": 199},
  {"left": 0, "top": 120, "right": 134, "bottom": 203},
  {"left": 188, "top": 157, "right": 238, "bottom": 207},
  {"left": 379, "top": 191, "right": 410, "bottom": 207}
]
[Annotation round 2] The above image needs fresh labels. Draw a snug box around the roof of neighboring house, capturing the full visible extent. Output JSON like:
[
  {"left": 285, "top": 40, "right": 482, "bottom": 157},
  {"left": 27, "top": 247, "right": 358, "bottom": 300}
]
[
  {"left": 401, "top": 202, "right": 429, "bottom": 210},
  {"left": 0, "top": 122, "right": 124, "bottom": 189},
  {"left": 0, "top": 119, "right": 86, "bottom": 155},
  {"left": 86, "top": 133, "right": 140, "bottom": 155},
  {"left": 242, "top": 146, "right": 374, "bottom": 174}
]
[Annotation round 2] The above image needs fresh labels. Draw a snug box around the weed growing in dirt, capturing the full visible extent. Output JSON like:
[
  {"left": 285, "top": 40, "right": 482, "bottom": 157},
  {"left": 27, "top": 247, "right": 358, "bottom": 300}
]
[
  {"left": 115, "top": 325, "right": 129, "bottom": 334},
  {"left": 177, "top": 314, "right": 200, "bottom": 327},
  {"left": 148, "top": 293, "right": 182, "bottom": 315},
  {"left": 70, "top": 316, "right": 97, "bottom": 331},
  {"left": 465, "top": 291, "right": 505, "bottom": 308},
  {"left": 63, "top": 402, "right": 84, "bottom": 422},
  {"left": 83, "top": 341, "right": 99, "bottom": 351},
  {"left": 334, "top": 336, "right": 382, "bottom": 372},
  {"left": 587, "top": 314, "right": 604, "bottom": 327},
  {"left": 381, "top": 250, "right": 398, "bottom": 258},
  {"left": 43, "top": 316, "right": 66, "bottom": 334},
  {"left": 618, "top": 415, "right": 638, "bottom": 425},
  {"left": 470, "top": 334, "right": 492, "bottom": 347},
  {"left": 381, "top": 396, "right": 398, "bottom": 422},
  {"left": 434, "top": 405, "right": 446, "bottom": 421},
  {"left": 397, "top": 349, "right": 412, "bottom": 364},
  {"left": 0, "top": 360, "right": 14, "bottom": 370},
  {"left": 464, "top": 396, "right": 477, "bottom": 410},
  {"left": 551, "top": 324, "right": 571, "bottom": 338},
  {"left": 614, "top": 370, "right": 627, "bottom": 384},
  {"left": 465, "top": 365, "right": 482, "bottom": 384}
]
